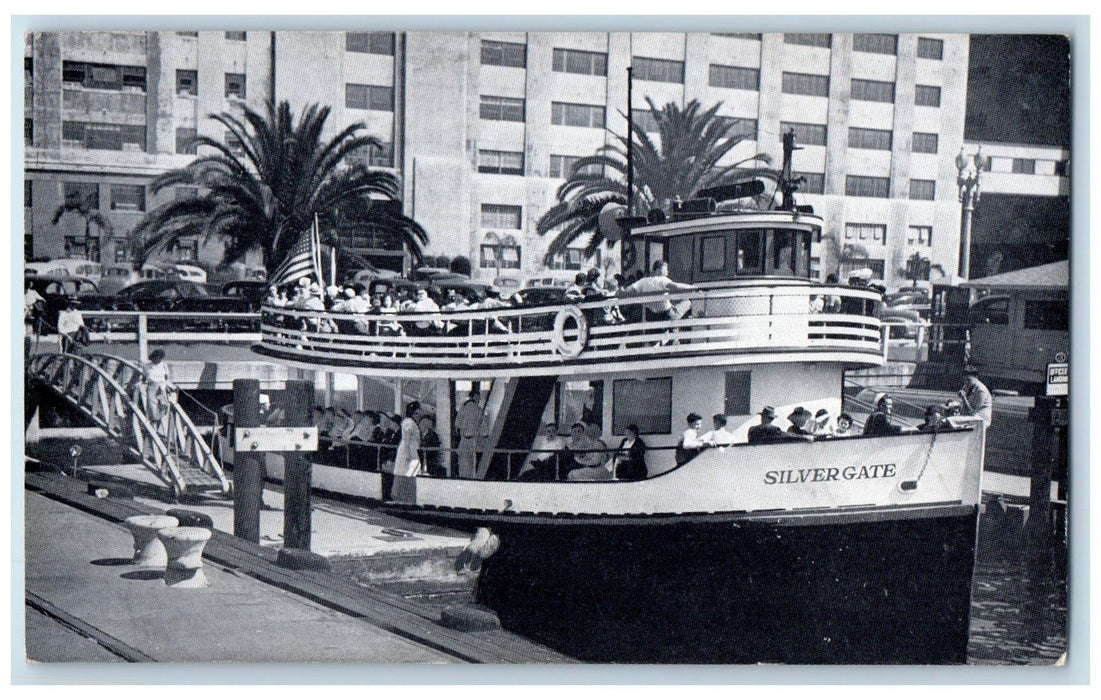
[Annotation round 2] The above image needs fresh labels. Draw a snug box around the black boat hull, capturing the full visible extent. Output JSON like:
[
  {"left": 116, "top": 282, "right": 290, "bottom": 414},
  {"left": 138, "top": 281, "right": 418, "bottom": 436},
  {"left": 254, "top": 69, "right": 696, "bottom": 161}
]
[{"left": 400, "top": 505, "right": 980, "bottom": 664}]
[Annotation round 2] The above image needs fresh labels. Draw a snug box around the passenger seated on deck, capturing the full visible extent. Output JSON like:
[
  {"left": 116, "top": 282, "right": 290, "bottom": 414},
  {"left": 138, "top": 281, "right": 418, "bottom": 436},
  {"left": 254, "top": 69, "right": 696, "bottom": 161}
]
[
  {"left": 612, "top": 424, "right": 648, "bottom": 481},
  {"left": 567, "top": 423, "right": 612, "bottom": 481},
  {"left": 862, "top": 393, "right": 903, "bottom": 437},
  {"left": 675, "top": 413, "right": 708, "bottom": 465},
  {"left": 561, "top": 422, "right": 595, "bottom": 477},
  {"left": 917, "top": 404, "right": 948, "bottom": 433},
  {"left": 747, "top": 406, "right": 785, "bottom": 444},
  {"left": 517, "top": 422, "right": 566, "bottom": 482},
  {"left": 701, "top": 414, "right": 737, "bottom": 448},
  {"left": 829, "top": 412, "right": 854, "bottom": 438},
  {"left": 785, "top": 407, "right": 815, "bottom": 442}
]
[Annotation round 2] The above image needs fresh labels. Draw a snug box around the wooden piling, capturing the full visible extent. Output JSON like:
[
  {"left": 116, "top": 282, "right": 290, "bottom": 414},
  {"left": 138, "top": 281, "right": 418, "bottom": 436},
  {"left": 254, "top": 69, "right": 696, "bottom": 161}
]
[
  {"left": 283, "top": 380, "right": 314, "bottom": 551},
  {"left": 232, "top": 379, "right": 263, "bottom": 543}
]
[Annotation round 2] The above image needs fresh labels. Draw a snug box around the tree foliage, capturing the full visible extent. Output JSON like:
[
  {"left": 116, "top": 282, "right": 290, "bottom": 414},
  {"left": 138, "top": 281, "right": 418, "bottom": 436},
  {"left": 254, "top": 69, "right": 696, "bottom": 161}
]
[
  {"left": 536, "top": 97, "right": 776, "bottom": 265},
  {"left": 133, "top": 100, "right": 427, "bottom": 272}
]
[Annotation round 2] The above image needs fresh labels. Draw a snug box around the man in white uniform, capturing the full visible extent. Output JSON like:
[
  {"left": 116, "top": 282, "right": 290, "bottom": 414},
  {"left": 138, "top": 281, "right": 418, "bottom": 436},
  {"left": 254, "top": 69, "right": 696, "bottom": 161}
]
[{"left": 454, "top": 387, "right": 486, "bottom": 479}]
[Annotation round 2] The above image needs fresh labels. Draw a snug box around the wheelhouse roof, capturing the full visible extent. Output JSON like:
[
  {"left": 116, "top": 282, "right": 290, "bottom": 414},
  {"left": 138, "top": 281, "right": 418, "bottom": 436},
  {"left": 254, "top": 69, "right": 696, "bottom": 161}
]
[{"left": 632, "top": 211, "right": 825, "bottom": 239}]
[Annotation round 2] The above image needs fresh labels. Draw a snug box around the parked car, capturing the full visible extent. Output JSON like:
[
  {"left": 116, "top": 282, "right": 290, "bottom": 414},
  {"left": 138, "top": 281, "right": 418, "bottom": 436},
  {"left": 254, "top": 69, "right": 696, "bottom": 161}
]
[
  {"left": 493, "top": 275, "right": 523, "bottom": 292},
  {"left": 98, "top": 264, "right": 142, "bottom": 295},
  {"left": 82, "top": 280, "right": 253, "bottom": 331},
  {"left": 172, "top": 263, "right": 208, "bottom": 283},
  {"left": 26, "top": 259, "right": 104, "bottom": 283},
  {"left": 524, "top": 273, "right": 576, "bottom": 289},
  {"left": 879, "top": 306, "right": 929, "bottom": 340},
  {"left": 221, "top": 280, "right": 269, "bottom": 310}
]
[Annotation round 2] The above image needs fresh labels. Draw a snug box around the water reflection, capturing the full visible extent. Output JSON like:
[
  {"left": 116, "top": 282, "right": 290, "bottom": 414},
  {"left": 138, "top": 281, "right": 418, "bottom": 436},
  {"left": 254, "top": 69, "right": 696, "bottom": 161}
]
[{"left": 967, "top": 515, "right": 1068, "bottom": 665}]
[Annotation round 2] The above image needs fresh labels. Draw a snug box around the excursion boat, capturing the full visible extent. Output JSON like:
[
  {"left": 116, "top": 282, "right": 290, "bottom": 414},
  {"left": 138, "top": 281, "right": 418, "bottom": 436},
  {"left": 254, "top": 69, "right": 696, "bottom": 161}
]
[{"left": 249, "top": 154, "right": 985, "bottom": 664}]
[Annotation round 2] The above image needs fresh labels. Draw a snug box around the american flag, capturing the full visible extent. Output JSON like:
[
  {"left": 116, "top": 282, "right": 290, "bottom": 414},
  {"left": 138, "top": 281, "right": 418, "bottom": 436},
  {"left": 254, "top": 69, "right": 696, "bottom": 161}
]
[{"left": 270, "top": 220, "right": 323, "bottom": 288}]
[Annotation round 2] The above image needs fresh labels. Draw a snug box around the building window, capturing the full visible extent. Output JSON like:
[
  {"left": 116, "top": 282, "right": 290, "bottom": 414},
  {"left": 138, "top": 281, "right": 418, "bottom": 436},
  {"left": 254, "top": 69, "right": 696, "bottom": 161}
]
[
  {"left": 25, "top": 180, "right": 33, "bottom": 209},
  {"left": 65, "top": 236, "right": 101, "bottom": 262},
  {"left": 480, "top": 95, "right": 525, "bottom": 122},
  {"left": 62, "top": 122, "right": 145, "bottom": 152},
  {"left": 853, "top": 33, "right": 897, "bottom": 55},
  {"left": 224, "top": 73, "right": 246, "bottom": 99},
  {"left": 110, "top": 184, "right": 145, "bottom": 211},
  {"left": 64, "top": 181, "right": 100, "bottom": 206},
  {"left": 478, "top": 149, "right": 524, "bottom": 175},
  {"left": 909, "top": 179, "right": 936, "bottom": 200},
  {"left": 225, "top": 31, "right": 246, "bottom": 41},
  {"left": 479, "top": 232, "right": 522, "bottom": 269},
  {"left": 550, "top": 247, "right": 597, "bottom": 271},
  {"left": 1012, "top": 158, "right": 1037, "bottom": 174},
  {"left": 781, "top": 72, "right": 829, "bottom": 97},
  {"left": 713, "top": 33, "right": 761, "bottom": 40},
  {"left": 176, "top": 186, "right": 199, "bottom": 200},
  {"left": 708, "top": 64, "right": 759, "bottom": 91},
  {"left": 552, "top": 48, "right": 608, "bottom": 76},
  {"left": 346, "top": 32, "right": 394, "bottom": 55},
  {"left": 613, "top": 377, "right": 672, "bottom": 435},
  {"left": 176, "top": 70, "right": 197, "bottom": 97},
  {"left": 549, "top": 155, "right": 603, "bottom": 178},
  {"left": 114, "top": 241, "right": 132, "bottom": 263},
  {"left": 62, "top": 61, "right": 146, "bottom": 92},
  {"left": 848, "top": 127, "right": 892, "bottom": 150},
  {"left": 480, "top": 40, "right": 526, "bottom": 68},
  {"left": 912, "top": 132, "right": 939, "bottom": 154},
  {"left": 365, "top": 142, "right": 393, "bottom": 168},
  {"left": 630, "top": 109, "right": 659, "bottom": 133},
  {"left": 907, "top": 225, "right": 932, "bottom": 246},
  {"left": 552, "top": 101, "right": 605, "bottom": 128},
  {"left": 851, "top": 78, "right": 895, "bottom": 103},
  {"left": 480, "top": 204, "right": 522, "bottom": 229},
  {"left": 175, "top": 127, "right": 197, "bottom": 155},
  {"left": 632, "top": 56, "right": 684, "bottom": 84},
  {"left": 225, "top": 130, "right": 245, "bottom": 157},
  {"left": 845, "top": 176, "right": 890, "bottom": 198},
  {"left": 25, "top": 118, "right": 33, "bottom": 146},
  {"left": 794, "top": 172, "right": 825, "bottom": 194},
  {"left": 717, "top": 116, "right": 757, "bottom": 140},
  {"left": 917, "top": 37, "right": 944, "bottom": 60},
  {"left": 177, "top": 31, "right": 198, "bottom": 37},
  {"left": 780, "top": 121, "right": 827, "bottom": 146},
  {"left": 846, "top": 223, "right": 887, "bottom": 246},
  {"left": 784, "top": 33, "right": 831, "bottom": 48},
  {"left": 345, "top": 83, "right": 393, "bottom": 111},
  {"left": 915, "top": 84, "right": 942, "bottom": 107}
]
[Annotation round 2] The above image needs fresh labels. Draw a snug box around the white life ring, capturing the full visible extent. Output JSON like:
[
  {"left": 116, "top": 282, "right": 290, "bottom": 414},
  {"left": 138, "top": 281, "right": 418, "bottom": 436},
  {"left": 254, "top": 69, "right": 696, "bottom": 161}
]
[{"left": 552, "top": 305, "right": 589, "bottom": 359}]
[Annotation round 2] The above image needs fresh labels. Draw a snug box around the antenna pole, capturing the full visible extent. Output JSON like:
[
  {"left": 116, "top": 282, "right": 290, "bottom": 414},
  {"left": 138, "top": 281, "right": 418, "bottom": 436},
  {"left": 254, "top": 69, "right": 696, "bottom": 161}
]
[
  {"left": 779, "top": 129, "right": 804, "bottom": 211},
  {"left": 626, "top": 66, "right": 634, "bottom": 216}
]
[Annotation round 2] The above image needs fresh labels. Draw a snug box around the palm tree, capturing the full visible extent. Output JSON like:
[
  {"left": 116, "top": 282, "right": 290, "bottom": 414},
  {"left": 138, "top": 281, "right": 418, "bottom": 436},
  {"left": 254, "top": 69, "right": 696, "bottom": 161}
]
[
  {"left": 536, "top": 97, "right": 776, "bottom": 265},
  {"left": 51, "top": 190, "right": 113, "bottom": 262},
  {"left": 821, "top": 232, "right": 872, "bottom": 280},
  {"left": 134, "top": 100, "right": 427, "bottom": 274}
]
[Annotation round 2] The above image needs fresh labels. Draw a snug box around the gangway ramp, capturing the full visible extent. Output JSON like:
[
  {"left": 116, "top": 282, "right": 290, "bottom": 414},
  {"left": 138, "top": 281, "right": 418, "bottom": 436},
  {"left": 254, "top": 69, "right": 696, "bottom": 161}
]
[{"left": 26, "top": 353, "right": 230, "bottom": 500}]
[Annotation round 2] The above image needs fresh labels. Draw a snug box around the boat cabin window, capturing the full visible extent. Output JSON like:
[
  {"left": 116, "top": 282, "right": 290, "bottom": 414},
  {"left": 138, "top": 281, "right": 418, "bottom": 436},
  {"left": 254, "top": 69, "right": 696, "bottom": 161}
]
[
  {"left": 724, "top": 370, "right": 752, "bottom": 416},
  {"left": 1022, "top": 299, "right": 1068, "bottom": 331},
  {"left": 612, "top": 377, "right": 672, "bottom": 435},
  {"left": 557, "top": 380, "right": 603, "bottom": 434},
  {"left": 968, "top": 296, "right": 1010, "bottom": 325},
  {"left": 659, "top": 227, "right": 815, "bottom": 282}
]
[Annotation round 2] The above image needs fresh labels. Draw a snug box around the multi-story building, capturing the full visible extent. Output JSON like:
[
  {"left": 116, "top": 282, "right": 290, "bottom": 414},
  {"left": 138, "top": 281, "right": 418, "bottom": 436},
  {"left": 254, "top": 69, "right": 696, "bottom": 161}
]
[{"left": 24, "top": 30, "right": 972, "bottom": 289}]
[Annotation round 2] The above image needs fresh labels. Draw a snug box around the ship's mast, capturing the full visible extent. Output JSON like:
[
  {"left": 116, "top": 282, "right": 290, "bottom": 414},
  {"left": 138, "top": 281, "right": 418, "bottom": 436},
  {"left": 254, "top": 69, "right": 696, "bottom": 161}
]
[
  {"left": 626, "top": 66, "right": 634, "bottom": 216},
  {"left": 779, "top": 129, "right": 805, "bottom": 212}
]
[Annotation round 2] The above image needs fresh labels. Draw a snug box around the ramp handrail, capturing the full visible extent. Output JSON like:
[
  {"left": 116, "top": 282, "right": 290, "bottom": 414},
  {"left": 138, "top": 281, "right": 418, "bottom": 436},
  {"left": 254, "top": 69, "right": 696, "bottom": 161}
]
[{"left": 27, "top": 353, "right": 229, "bottom": 498}]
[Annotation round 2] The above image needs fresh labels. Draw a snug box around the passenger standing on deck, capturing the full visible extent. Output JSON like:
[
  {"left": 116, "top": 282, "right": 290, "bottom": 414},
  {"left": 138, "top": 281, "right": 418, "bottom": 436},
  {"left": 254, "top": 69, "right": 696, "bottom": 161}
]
[
  {"left": 863, "top": 393, "right": 902, "bottom": 436},
  {"left": 455, "top": 387, "right": 486, "bottom": 479},
  {"left": 143, "top": 349, "right": 173, "bottom": 429},
  {"left": 56, "top": 299, "right": 85, "bottom": 354},
  {"left": 675, "top": 413, "right": 708, "bottom": 465},
  {"left": 384, "top": 401, "right": 422, "bottom": 501},
  {"left": 747, "top": 406, "right": 785, "bottom": 444},
  {"left": 958, "top": 366, "right": 993, "bottom": 429},
  {"left": 623, "top": 260, "right": 697, "bottom": 322},
  {"left": 419, "top": 414, "right": 444, "bottom": 477}
]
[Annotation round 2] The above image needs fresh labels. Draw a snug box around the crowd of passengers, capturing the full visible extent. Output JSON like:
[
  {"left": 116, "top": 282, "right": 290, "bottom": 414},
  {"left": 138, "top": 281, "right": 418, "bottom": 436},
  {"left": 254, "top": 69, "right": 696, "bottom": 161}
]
[{"left": 262, "top": 261, "right": 882, "bottom": 341}]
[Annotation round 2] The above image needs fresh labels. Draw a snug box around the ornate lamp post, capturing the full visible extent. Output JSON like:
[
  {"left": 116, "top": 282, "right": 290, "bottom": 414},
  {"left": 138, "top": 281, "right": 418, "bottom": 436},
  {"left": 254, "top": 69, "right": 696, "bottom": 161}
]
[{"left": 955, "top": 146, "right": 985, "bottom": 280}]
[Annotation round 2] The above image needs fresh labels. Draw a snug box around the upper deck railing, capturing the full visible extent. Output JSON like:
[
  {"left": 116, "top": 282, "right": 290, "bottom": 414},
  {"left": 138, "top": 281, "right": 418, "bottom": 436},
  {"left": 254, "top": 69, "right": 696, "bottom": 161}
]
[{"left": 253, "top": 283, "right": 887, "bottom": 376}]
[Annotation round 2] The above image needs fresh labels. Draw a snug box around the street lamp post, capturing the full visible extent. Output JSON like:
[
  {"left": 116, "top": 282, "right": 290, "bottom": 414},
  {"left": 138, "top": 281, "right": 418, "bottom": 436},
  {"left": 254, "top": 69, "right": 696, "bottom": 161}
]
[{"left": 955, "top": 146, "right": 985, "bottom": 280}]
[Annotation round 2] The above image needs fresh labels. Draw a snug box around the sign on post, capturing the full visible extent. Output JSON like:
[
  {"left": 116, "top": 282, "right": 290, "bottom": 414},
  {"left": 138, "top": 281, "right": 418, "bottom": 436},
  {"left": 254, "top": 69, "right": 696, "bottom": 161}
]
[
  {"left": 1046, "top": 362, "right": 1068, "bottom": 397},
  {"left": 234, "top": 426, "right": 319, "bottom": 452}
]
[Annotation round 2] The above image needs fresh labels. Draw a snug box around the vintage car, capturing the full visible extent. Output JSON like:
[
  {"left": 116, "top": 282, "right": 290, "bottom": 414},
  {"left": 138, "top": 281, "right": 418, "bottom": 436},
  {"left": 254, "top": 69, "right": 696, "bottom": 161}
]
[
  {"left": 81, "top": 280, "right": 254, "bottom": 331},
  {"left": 221, "top": 280, "right": 269, "bottom": 310},
  {"left": 24, "top": 275, "right": 100, "bottom": 332}
]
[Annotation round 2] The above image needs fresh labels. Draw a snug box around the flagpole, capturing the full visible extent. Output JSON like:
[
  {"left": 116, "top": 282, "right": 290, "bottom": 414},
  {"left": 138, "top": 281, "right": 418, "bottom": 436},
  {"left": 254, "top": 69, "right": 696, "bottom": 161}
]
[{"left": 312, "top": 214, "right": 323, "bottom": 288}]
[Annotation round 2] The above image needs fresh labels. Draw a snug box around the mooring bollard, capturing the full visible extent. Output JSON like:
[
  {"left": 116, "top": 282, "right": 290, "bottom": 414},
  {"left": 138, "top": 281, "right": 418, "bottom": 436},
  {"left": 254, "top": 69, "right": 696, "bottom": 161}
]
[
  {"left": 124, "top": 515, "right": 180, "bottom": 567},
  {"left": 158, "top": 526, "right": 213, "bottom": 588}
]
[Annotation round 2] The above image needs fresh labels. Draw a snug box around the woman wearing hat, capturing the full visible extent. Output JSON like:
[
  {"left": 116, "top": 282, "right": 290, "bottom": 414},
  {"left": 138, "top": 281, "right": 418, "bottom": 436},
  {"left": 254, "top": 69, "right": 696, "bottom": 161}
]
[
  {"left": 785, "top": 407, "right": 815, "bottom": 441},
  {"left": 863, "top": 393, "right": 902, "bottom": 437}
]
